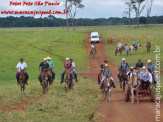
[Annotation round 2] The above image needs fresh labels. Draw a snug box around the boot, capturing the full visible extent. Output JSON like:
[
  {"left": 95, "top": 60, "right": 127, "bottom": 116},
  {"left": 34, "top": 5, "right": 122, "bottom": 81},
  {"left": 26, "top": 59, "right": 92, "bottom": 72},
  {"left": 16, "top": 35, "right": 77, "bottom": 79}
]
[
  {"left": 100, "top": 84, "right": 103, "bottom": 89},
  {"left": 113, "top": 83, "right": 116, "bottom": 88}
]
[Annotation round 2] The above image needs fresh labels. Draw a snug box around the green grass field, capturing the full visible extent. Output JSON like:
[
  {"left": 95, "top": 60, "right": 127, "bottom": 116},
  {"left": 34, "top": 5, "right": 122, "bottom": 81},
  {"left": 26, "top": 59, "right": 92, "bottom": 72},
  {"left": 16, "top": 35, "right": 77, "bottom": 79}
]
[{"left": 0, "top": 26, "right": 162, "bottom": 121}]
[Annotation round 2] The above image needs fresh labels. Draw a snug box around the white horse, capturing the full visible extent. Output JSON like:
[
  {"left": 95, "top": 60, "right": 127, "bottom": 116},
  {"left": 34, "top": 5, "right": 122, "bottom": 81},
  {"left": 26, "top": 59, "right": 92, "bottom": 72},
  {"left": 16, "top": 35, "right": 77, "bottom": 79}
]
[
  {"left": 129, "top": 42, "right": 141, "bottom": 55},
  {"left": 130, "top": 71, "right": 140, "bottom": 104}
]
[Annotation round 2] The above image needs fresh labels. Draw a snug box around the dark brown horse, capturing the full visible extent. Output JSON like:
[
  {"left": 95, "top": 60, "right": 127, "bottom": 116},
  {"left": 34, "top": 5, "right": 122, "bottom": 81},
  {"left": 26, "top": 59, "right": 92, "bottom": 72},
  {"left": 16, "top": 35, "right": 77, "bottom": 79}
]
[
  {"left": 40, "top": 69, "right": 49, "bottom": 93},
  {"left": 118, "top": 68, "right": 128, "bottom": 91},
  {"left": 64, "top": 69, "right": 73, "bottom": 92},
  {"left": 19, "top": 70, "right": 26, "bottom": 92},
  {"left": 115, "top": 46, "right": 124, "bottom": 56}
]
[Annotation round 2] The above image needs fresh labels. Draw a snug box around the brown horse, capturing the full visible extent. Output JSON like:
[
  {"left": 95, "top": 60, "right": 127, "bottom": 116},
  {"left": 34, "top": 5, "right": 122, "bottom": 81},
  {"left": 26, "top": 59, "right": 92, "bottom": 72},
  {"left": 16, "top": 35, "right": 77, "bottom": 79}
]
[
  {"left": 19, "top": 70, "right": 26, "bottom": 92},
  {"left": 102, "top": 76, "right": 112, "bottom": 102},
  {"left": 40, "top": 69, "right": 49, "bottom": 93},
  {"left": 118, "top": 68, "right": 128, "bottom": 91},
  {"left": 64, "top": 69, "right": 73, "bottom": 92},
  {"left": 115, "top": 46, "right": 124, "bottom": 56}
]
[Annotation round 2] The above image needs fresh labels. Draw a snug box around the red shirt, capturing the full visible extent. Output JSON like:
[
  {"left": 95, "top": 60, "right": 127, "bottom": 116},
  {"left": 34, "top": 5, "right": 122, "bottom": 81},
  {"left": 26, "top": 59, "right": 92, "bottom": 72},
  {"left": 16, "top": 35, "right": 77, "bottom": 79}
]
[{"left": 64, "top": 61, "right": 72, "bottom": 69}]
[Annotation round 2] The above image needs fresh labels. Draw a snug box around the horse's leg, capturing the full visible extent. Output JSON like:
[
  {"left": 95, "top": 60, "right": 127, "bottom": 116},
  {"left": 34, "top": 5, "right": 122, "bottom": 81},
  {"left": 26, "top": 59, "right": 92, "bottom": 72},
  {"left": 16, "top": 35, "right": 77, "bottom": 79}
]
[
  {"left": 131, "top": 88, "right": 134, "bottom": 104},
  {"left": 136, "top": 88, "right": 139, "bottom": 103},
  {"left": 123, "top": 81, "right": 125, "bottom": 91},
  {"left": 120, "top": 81, "right": 122, "bottom": 89},
  {"left": 109, "top": 88, "right": 111, "bottom": 102}
]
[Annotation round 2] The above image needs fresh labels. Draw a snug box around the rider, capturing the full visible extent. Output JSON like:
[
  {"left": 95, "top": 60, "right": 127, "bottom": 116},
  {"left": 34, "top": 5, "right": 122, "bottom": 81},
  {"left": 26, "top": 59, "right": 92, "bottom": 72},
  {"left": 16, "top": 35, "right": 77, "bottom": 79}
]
[
  {"left": 38, "top": 58, "right": 50, "bottom": 84},
  {"left": 139, "top": 66, "right": 150, "bottom": 91},
  {"left": 61, "top": 57, "right": 73, "bottom": 84},
  {"left": 16, "top": 58, "right": 29, "bottom": 85},
  {"left": 98, "top": 60, "right": 108, "bottom": 84},
  {"left": 118, "top": 58, "right": 130, "bottom": 79},
  {"left": 133, "top": 40, "right": 137, "bottom": 49},
  {"left": 126, "top": 66, "right": 134, "bottom": 83},
  {"left": 146, "top": 59, "right": 155, "bottom": 73},
  {"left": 70, "top": 59, "right": 78, "bottom": 82},
  {"left": 100, "top": 64, "right": 111, "bottom": 89},
  {"left": 135, "top": 59, "right": 144, "bottom": 69},
  {"left": 117, "top": 41, "right": 122, "bottom": 52},
  {"left": 47, "top": 57, "right": 55, "bottom": 80}
]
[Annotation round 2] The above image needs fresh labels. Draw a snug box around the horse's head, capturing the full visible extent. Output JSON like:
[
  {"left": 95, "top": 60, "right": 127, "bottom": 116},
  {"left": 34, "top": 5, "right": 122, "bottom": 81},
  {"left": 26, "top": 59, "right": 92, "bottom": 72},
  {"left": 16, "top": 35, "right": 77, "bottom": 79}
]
[
  {"left": 65, "top": 69, "right": 71, "bottom": 81},
  {"left": 137, "top": 42, "right": 141, "bottom": 47},
  {"left": 42, "top": 69, "right": 49, "bottom": 82},
  {"left": 19, "top": 70, "right": 26, "bottom": 83},
  {"left": 131, "top": 72, "right": 139, "bottom": 88}
]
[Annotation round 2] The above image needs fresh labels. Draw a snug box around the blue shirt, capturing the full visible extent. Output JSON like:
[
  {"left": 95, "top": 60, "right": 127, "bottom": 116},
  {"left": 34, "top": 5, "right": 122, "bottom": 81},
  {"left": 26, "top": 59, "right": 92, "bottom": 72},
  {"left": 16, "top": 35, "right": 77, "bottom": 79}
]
[
  {"left": 120, "top": 62, "right": 130, "bottom": 72},
  {"left": 146, "top": 64, "right": 155, "bottom": 72},
  {"left": 139, "top": 72, "right": 150, "bottom": 80}
]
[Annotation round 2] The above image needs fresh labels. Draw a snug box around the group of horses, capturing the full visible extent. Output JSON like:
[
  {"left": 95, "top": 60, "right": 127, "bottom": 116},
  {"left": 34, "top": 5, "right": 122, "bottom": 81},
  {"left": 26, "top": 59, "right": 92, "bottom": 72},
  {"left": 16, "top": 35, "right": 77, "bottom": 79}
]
[
  {"left": 18, "top": 69, "right": 77, "bottom": 93},
  {"left": 115, "top": 42, "right": 142, "bottom": 56},
  {"left": 99, "top": 68, "right": 156, "bottom": 103},
  {"left": 118, "top": 68, "right": 155, "bottom": 104}
]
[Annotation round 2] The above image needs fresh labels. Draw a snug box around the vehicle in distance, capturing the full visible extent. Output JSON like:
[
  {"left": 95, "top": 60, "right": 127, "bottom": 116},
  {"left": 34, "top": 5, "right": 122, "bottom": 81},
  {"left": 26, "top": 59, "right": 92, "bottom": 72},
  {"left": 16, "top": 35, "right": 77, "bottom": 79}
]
[{"left": 90, "top": 32, "right": 100, "bottom": 43}]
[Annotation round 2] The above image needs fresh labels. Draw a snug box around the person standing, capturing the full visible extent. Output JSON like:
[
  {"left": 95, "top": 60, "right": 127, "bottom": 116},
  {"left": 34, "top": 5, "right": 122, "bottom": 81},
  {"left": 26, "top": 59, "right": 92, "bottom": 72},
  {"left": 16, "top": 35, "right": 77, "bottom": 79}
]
[{"left": 124, "top": 44, "right": 129, "bottom": 56}]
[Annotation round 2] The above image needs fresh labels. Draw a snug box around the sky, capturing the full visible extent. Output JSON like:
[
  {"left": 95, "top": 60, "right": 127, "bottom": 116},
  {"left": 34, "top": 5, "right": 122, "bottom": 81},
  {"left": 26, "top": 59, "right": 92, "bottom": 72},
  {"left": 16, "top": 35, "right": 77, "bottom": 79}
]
[{"left": 0, "top": 0, "right": 163, "bottom": 18}]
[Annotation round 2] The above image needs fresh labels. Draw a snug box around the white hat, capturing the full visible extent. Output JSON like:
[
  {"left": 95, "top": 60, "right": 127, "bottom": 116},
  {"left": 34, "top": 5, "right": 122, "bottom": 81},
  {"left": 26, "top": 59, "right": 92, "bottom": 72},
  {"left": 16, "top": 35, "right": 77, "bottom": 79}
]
[
  {"left": 130, "top": 66, "right": 134, "bottom": 69},
  {"left": 147, "top": 59, "right": 152, "bottom": 63},
  {"left": 47, "top": 57, "right": 52, "bottom": 60},
  {"left": 142, "top": 66, "right": 146, "bottom": 69},
  {"left": 105, "top": 64, "right": 108, "bottom": 67},
  {"left": 122, "top": 58, "right": 125, "bottom": 61},
  {"left": 66, "top": 57, "right": 69, "bottom": 60},
  {"left": 44, "top": 58, "right": 47, "bottom": 61}
]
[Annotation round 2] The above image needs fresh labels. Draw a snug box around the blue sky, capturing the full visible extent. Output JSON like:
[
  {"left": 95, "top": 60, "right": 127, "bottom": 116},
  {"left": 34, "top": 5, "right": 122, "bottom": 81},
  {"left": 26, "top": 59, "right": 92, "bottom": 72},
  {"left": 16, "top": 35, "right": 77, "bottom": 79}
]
[{"left": 0, "top": 0, "right": 162, "bottom": 18}]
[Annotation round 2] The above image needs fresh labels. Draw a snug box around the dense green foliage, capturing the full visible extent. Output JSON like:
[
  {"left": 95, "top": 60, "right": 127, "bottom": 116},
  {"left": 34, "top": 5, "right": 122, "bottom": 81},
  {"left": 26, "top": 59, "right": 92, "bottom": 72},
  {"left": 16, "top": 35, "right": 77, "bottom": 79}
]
[{"left": 0, "top": 15, "right": 163, "bottom": 27}]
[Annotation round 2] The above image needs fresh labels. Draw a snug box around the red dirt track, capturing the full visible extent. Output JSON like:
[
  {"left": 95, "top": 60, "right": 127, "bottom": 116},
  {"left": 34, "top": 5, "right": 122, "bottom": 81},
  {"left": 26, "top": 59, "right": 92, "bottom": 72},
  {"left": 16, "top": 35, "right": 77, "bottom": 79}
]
[{"left": 80, "top": 37, "right": 163, "bottom": 122}]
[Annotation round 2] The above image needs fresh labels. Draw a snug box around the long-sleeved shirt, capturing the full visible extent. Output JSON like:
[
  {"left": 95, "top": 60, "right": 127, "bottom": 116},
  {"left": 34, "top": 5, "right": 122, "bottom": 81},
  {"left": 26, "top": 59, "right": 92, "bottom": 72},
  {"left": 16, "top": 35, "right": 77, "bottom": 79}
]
[
  {"left": 139, "top": 72, "right": 150, "bottom": 81},
  {"left": 120, "top": 62, "right": 130, "bottom": 72},
  {"left": 146, "top": 64, "right": 155, "bottom": 72},
  {"left": 103, "top": 69, "right": 111, "bottom": 76}
]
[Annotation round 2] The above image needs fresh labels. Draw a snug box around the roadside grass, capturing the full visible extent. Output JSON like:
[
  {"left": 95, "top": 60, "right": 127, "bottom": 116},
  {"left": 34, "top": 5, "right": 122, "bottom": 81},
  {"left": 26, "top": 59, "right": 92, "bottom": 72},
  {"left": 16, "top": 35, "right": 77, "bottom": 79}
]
[{"left": 0, "top": 77, "right": 100, "bottom": 122}]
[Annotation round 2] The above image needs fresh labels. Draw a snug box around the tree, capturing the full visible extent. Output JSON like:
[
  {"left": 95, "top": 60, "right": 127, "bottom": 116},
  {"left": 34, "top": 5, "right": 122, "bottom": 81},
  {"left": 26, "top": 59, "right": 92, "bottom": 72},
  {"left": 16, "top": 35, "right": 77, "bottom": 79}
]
[
  {"left": 146, "top": 0, "right": 153, "bottom": 27},
  {"left": 65, "top": 0, "right": 69, "bottom": 30},
  {"left": 131, "top": 0, "right": 146, "bottom": 28},
  {"left": 67, "top": 0, "right": 84, "bottom": 30},
  {"left": 123, "top": 2, "right": 133, "bottom": 28}
]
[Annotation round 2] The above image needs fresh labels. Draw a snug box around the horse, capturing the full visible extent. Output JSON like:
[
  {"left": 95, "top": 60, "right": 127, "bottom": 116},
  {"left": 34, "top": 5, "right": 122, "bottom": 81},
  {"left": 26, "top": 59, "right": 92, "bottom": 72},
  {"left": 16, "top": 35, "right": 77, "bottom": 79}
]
[
  {"left": 64, "top": 69, "right": 73, "bottom": 92},
  {"left": 101, "top": 76, "right": 112, "bottom": 102},
  {"left": 118, "top": 68, "right": 128, "bottom": 91},
  {"left": 115, "top": 46, "right": 124, "bottom": 56},
  {"left": 129, "top": 42, "right": 141, "bottom": 55},
  {"left": 130, "top": 71, "right": 140, "bottom": 104},
  {"left": 40, "top": 69, "right": 49, "bottom": 94},
  {"left": 19, "top": 69, "right": 26, "bottom": 92},
  {"left": 146, "top": 42, "right": 151, "bottom": 53},
  {"left": 90, "top": 48, "right": 96, "bottom": 57}
]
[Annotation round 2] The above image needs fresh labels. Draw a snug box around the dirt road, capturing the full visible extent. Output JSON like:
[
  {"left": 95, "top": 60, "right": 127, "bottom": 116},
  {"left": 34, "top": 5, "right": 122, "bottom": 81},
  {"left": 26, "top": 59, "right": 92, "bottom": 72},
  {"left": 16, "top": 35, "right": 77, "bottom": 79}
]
[{"left": 80, "top": 37, "right": 163, "bottom": 122}]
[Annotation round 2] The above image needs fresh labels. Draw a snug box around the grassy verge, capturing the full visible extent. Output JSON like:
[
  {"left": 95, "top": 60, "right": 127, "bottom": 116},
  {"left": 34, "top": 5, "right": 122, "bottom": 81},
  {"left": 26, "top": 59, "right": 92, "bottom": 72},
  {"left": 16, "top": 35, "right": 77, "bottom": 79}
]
[{"left": 0, "top": 77, "right": 100, "bottom": 122}]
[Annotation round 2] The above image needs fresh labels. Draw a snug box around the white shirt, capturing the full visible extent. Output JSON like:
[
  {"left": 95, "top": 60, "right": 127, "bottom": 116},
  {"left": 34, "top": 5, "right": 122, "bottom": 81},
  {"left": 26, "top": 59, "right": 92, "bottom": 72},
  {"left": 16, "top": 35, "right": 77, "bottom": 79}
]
[
  {"left": 148, "top": 72, "right": 153, "bottom": 83},
  {"left": 16, "top": 62, "right": 27, "bottom": 72},
  {"left": 72, "top": 62, "right": 76, "bottom": 68},
  {"left": 118, "top": 43, "right": 122, "bottom": 48},
  {"left": 91, "top": 44, "right": 95, "bottom": 49}
]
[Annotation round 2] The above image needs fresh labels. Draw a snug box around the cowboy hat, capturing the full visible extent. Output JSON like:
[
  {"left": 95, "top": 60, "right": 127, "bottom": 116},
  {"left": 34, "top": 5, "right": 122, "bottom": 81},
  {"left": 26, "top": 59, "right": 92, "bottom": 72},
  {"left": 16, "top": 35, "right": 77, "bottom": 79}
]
[
  {"left": 142, "top": 66, "right": 146, "bottom": 69},
  {"left": 122, "top": 58, "right": 125, "bottom": 61},
  {"left": 105, "top": 64, "right": 108, "bottom": 67},
  {"left": 44, "top": 58, "right": 47, "bottom": 61},
  {"left": 147, "top": 59, "right": 152, "bottom": 63},
  {"left": 47, "top": 57, "right": 52, "bottom": 60},
  {"left": 66, "top": 57, "right": 69, "bottom": 60}
]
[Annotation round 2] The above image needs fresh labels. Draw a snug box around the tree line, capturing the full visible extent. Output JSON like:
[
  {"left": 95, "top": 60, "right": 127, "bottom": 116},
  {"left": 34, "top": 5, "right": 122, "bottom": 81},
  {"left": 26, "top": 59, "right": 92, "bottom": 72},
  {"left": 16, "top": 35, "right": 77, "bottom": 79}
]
[{"left": 0, "top": 15, "right": 163, "bottom": 27}]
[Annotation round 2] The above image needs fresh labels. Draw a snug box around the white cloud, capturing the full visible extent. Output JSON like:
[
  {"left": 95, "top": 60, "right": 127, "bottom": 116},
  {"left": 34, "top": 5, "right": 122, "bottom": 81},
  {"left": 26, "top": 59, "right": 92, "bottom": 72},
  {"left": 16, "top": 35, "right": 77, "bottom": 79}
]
[{"left": 153, "top": 0, "right": 163, "bottom": 7}]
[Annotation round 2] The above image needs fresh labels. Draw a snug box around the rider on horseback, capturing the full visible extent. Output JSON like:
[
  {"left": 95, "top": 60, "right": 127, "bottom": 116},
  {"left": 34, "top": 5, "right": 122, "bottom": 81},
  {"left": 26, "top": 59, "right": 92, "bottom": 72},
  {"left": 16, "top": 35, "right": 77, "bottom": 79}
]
[
  {"left": 38, "top": 58, "right": 50, "bottom": 85},
  {"left": 126, "top": 66, "right": 134, "bottom": 83},
  {"left": 98, "top": 60, "right": 108, "bottom": 84},
  {"left": 16, "top": 58, "right": 29, "bottom": 85},
  {"left": 133, "top": 40, "right": 137, "bottom": 49},
  {"left": 135, "top": 59, "right": 144, "bottom": 69},
  {"left": 70, "top": 59, "right": 78, "bottom": 82},
  {"left": 61, "top": 57, "right": 73, "bottom": 84},
  {"left": 47, "top": 57, "right": 55, "bottom": 80},
  {"left": 146, "top": 59, "right": 155, "bottom": 73},
  {"left": 117, "top": 41, "right": 122, "bottom": 52},
  {"left": 100, "top": 64, "right": 116, "bottom": 89}
]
